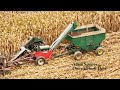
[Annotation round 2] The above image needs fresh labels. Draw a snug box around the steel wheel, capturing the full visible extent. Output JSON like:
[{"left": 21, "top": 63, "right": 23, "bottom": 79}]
[
  {"left": 36, "top": 57, "right": 45, "bottom": 66},
  {"left": 95, "top": 47, "right": 104, "bottom": 56},
  {"left": 74, "top": 51, "right": 82, "bottom": 60}
]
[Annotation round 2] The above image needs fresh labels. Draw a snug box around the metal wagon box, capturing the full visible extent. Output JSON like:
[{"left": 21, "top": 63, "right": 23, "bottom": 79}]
[{"left": 65, "top": 24, "right": 106, "bottom": 59}]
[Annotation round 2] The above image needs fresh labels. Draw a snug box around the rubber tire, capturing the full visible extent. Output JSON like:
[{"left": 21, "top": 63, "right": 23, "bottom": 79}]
[
  {"left": 35, "top": 57, "right": 45, "bottom": 66},
  {"left": 74, "top": 51, "right": 82, "bottom": 60},
  {"left": 95, "top": 47, "right": 104, "bottom": 56}
]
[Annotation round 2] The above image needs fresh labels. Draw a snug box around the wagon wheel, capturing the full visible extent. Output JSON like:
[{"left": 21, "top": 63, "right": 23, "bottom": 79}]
[
  {"left": 95, "top": 47, "right": 104, "bottom": 56},
  {"left": 74, "top": 51, "right": 82, "bottom": 60},
  {"left": 35, "top": 57, "right": 46, "bottom": 66}
]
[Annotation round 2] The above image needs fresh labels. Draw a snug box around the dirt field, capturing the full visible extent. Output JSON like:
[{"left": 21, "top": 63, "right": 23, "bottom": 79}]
[{"left": 0, "top": 31, "right": 120, "bottom": 79}]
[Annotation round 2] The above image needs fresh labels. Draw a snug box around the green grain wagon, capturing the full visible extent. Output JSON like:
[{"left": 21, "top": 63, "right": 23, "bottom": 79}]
[{"left": 65, "top": 24, "right": 106, "bottom": 60}]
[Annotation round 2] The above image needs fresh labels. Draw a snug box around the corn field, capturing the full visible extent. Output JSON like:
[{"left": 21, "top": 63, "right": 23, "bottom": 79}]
[{"left": 0, "top": 11, "right": 120, "bottom": 58}]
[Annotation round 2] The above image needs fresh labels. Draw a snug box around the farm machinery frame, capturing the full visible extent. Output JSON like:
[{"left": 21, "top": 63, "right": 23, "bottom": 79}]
[{"left": 0, "top": 22, "right": 106, "bottom": 75}]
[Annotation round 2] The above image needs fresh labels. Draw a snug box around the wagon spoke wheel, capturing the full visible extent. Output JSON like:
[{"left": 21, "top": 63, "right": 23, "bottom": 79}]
[
  {"left": 95, "top": 47, "right": 104, "bottom": 56},
  {"left": 35, "top": 57, "right": 45, "bottom": 66},
  {"left": 74, "top": 51, "right": 82, "bottom": 60}
]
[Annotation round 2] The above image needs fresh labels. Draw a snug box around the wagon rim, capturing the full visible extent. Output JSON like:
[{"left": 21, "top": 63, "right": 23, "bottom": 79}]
[{"left": 74, "top": 51, "right": 82, "bottom": 60}]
